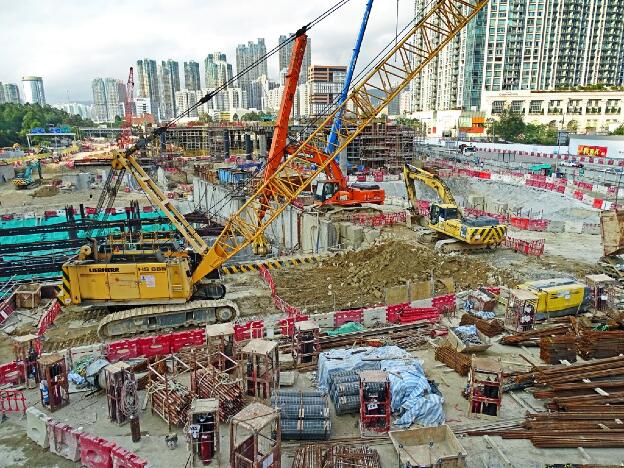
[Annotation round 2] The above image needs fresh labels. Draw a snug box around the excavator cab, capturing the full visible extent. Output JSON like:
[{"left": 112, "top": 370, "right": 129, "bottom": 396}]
[
  {"left": 314, "top": 180, "right": 340, "bottom": 203},
  {"left": 429, "top": 203, "right": 460, "bottom": 226}
]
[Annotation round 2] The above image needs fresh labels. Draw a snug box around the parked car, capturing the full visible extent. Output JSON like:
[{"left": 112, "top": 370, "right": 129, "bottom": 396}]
[{"left": 561, "top": 159, "right": 584, "bottom": 168}]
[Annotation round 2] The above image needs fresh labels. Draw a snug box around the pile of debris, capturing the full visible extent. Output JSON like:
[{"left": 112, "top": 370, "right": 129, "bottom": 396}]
[{"left": 272, "top": 241, "right": 518, "bottom": 312}]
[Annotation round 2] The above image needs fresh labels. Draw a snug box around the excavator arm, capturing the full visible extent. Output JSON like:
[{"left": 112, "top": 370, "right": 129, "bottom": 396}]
[
  {"left": 190, "top": 0, "right": 489, "bottom": 283},
  {"left": 403, "top": 164, "right": 457, "bottom": 209}
]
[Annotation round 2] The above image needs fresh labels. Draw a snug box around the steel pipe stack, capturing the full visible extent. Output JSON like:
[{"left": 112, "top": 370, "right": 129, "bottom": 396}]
[{"left": 271, "top": 390, "right": 331, "bottom": 441}]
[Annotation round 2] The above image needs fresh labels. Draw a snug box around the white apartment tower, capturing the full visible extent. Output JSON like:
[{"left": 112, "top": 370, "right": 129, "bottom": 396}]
[{"left": 410, "top": 0, "right": 624, "bottom": 112}]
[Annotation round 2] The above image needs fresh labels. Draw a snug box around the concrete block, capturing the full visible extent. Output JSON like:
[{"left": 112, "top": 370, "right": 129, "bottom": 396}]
[
  {"left": 362, "top": 307, "right": 387, "bottom": 327},
  {"left": 47, "top": 421, "right": 82, "bottom": 461},
  {"left": 26, "top": 407, "right": 52, "bottom": 448},
  {"left": 279, "top": 371, "right": 298, "bottom": 386},
  {"left": 311, "top": 312, "right": 334, "bottom": 329},
  {"left": 385, "top": 285, "right": 409, "bottom": 306},
  {"left": 345, "top": 224, "right": 364, "bottom": 246},
  {"left": 546, "top": 220, "right": 565, "bottom": 233},
  {"left": 66, "top": 343, "right": 105, "bottom": 368},
  {"left": 363, "top": 228, "right": 381, "bottom": 244},
  {"left": 279, "top": 352, "right": 294, "bottom": 371},
  {"left": 564, "top": 221, "right": 583, "bottom": 234}
]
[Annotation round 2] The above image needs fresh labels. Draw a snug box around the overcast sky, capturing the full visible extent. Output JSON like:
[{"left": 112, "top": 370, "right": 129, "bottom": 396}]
[{"left": 0, "top": 0, "right": 413, "bottom": 104}]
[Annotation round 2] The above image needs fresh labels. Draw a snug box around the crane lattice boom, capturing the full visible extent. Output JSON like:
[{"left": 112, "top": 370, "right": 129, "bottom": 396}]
[{"left": 191, "top": 0, "right": 488, "bottom": 282}]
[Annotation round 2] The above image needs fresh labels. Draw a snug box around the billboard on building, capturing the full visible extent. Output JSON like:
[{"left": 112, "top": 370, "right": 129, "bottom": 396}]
[{"left": 578, "top": 145, "right": 608, "bottom": 157}]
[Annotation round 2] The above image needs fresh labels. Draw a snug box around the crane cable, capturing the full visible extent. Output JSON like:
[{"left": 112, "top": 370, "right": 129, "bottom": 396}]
[{"left": 92, "top": 0, "right": 354, "bottom": 231}]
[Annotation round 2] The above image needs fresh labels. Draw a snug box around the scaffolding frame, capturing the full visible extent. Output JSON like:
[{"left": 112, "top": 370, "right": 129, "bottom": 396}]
[
  {"left": 13, "top": 334, "right": 40, "bottom": 389},
  {"left": 292, "top": 321, "right": 320, "bottom": 368},
  {"left": 241, "top": 339, "right": 279, "bottom": 401},
  {"left": 230, "top": 402, "right": 281, "bottom": 468},
  {"left": 38, "top": 353, "right": 69, "bottom": 412},
  {"left": 468, "top": 356, "right": 502, "bottom": 419}
]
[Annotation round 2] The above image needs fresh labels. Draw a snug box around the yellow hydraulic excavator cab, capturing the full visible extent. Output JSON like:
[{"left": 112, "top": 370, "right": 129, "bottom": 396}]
[{"left": 403, "top": 164, "right": 507, "bottom": 251}]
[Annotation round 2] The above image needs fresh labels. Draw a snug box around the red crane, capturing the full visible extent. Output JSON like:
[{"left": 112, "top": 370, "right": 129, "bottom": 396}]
[{"left": 119, "top": 67, "right": 134, "bottom": 149}]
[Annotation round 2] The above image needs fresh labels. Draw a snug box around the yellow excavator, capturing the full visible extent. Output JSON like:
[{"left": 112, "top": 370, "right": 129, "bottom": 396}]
[
  {"left": 58, "top": 0, "right": 490, "bottom": 337},
  {"left": 402, "top": 164, "right": 507, "bottom": 253}
]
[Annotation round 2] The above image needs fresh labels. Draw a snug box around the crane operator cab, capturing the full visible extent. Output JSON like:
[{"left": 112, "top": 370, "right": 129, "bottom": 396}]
[
  {"left": 314, "top": 180, "right": 340, "bottom": 203},
  {"left": 429, "top": 203, "right": 460, "bottom": 226}
]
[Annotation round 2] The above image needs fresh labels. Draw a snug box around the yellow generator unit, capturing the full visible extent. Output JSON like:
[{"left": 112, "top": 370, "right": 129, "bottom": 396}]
[{"left": 517, "top": 278, "right": 590, "bottom": 320}]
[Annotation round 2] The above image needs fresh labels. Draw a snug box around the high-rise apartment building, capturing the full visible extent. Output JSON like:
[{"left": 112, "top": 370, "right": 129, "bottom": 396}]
[
  {"left": 91, "top": 78, "right": 126, "bottom": 122},
  {"left": 175, "top": 90, "right": 199, "bottom": 118},
  {"left": 3, "top": 84, "right": 20, "bottom": 104},
  {"left": 22, "top": 76, "right": 46, "bottom": 105},
  {"left": 104, "top": 78, "right": 126, "bottom": 121},
  {"left": 411, "top": 0, "right": 624, "bottom": 112},
  {"left": 159, "top": 60, "right": 181, "bottom": 120},
  {"left": 236, "top": 39, "right": 268, "bottom": 107},
  {"left": 136, "top": 59, "right": 160, "bottom": 119},
  {"left": 204, "top": 53, "right": 233, "bottom": 88},
  {"left": 306, "top": 65, "right": 347, "bottom": 116},
  {"left": 278, "top": 34, "right": 312, "bottom": 84},
  {"left": 184, "top": 61, "right": 201, "bottom": 90},
  {"left": 0, "top": 83, "right": 5, "bottom": 104},
  {"left": 91, "top": 78, "right": 108, "bottom": 122}
]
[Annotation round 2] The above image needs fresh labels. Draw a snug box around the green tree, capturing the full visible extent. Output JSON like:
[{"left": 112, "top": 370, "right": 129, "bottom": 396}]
[
  {"left": 612, "top": 124, "right": 624, "bottom": 136},
  {"left": 198, "top": 113, "right": 213, "bottom": 123},
  {"left": 241, "top": 111, "right": 261, "bottom": 121},
  {"left": 0, "top": 103, "right": 94, "bottom": 147},
  {"left": 489, "top": 109, "right": 525, "bottom": 141}
]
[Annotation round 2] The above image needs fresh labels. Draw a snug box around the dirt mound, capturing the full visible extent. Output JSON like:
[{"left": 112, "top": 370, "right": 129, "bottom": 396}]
[
  {"left": 272, "top": 241, "right": 519, "bottom": 313},
  {"left": 32, "top": 185, "right": 59, "bottom": 197}
]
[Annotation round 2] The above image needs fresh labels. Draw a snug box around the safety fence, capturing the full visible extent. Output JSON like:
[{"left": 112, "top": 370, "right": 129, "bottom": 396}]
[
  {"left": 26, "top": 407, "right": 148, "bottom": 467},
  {"left": 350, "top": 211, "right": 407, "bottom": 227},
  {"left": 477, "top": 147, "right": 624, "bottom": 167},
  {"left": 0, "top": 389, "right": 27, "bottom": 415},
  {"left": 37, "top": 300, "right": 61, "bottom": 336},
  {"left": 502, "top": 237, "right": 545, "bottom": 257},
  {"left": 442, "top": 163, "right": 621, "bottom": 211}
]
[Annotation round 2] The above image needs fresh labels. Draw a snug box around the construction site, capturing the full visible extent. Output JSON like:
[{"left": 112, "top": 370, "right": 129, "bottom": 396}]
[{"left": 2, "top": 1, "right": 624, "bottom": 467}]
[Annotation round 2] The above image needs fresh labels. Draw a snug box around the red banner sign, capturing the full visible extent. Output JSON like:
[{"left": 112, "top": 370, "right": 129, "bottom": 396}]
[{"left": 578, "top": 145, "right": 607, "bottom": 157}]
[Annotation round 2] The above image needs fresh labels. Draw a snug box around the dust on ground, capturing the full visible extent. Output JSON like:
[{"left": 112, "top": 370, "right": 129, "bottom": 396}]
[{"left": 271, "top": 240, "right": 520, "bottom": 314}]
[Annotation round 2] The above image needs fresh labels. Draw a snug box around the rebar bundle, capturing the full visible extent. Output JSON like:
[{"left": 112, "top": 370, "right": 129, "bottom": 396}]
[
  {"left": 539, "top": 335, "right": 576, "bottom": 364},
  {"left": 459, "top": 313, "right": 505, "bottom": 337},
  {"left": 434, "top": 343, "right": 471, "bottom": 376}
]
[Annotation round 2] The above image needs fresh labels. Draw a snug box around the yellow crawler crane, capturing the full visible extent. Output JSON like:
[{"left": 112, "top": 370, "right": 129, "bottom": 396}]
[
  {"left": 59, "top": 0, "right": 490, "bottom": 337},
  {"left": 403, "top": 164, "right": 507, "bottom": 252}
]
